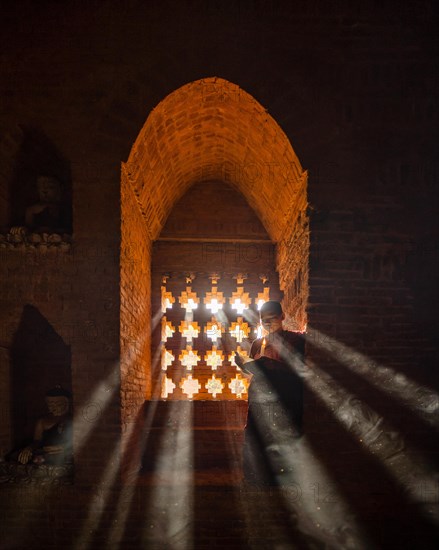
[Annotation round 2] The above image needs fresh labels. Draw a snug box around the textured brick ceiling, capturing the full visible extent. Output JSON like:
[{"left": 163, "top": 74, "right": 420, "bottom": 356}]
[{"left": 124, "top": 77, "right": 306, "bottom": 242}]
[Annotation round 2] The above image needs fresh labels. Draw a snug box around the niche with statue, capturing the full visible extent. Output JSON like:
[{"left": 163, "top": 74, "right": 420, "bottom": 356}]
[
  {"left": 0, "top": 125, "right": 72, "bottom": 250},
  {"left": 0, "top": 305, "right": 73, "bottom": 483}
]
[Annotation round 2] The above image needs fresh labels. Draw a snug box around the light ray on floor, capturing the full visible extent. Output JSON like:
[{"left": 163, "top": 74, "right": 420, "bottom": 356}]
[
  {"left": 74, "top": 443, "right": 121, "bottom": 550},
  {"left": 141, "top": 399, "right": 194, "bottom": 549},
  {"left": 105, "top": 417, "right": 145, "bottom": 549},
  {"left": 304, "top": 361, "right": 439, "bottom": 523},
  {"left": 306, "top": 327, "right": 439, "bottom": 426}
]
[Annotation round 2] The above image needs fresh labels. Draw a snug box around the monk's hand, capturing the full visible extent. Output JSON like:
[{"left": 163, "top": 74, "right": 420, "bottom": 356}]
[
  {"left": 234, "top": 352, "right": 243, "bottom": 368},
  {"left": 234, "top": 352, "right": 253, "bottom": 368},
  {"left": 18, "top": 447, "right": 33, "bottom": 464},
  {"left": 43, "top": 445, "right": 63, "bottom": 455}
]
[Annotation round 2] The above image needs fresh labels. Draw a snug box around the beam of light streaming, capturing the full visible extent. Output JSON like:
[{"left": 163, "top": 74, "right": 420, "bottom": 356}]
[
  {"left": 2, "top": 361, "right": 123, "bottom": 547},
  {"left": 74, "top": 444, "right": 121, "bottom": 550},
  {"left": 235, "top": 427, "right": 370, "bottom": 548},
  {"left": 141, "top": 399, "right": 194, "bottom": 549},
  {"left": 238, "top": 333, "right": 439, "bottom": 541},
  {"left": 221, "top": 399, "right": 248, "bottom": 486},
  {"left": 72, "top": 366, "right": 119, "bottom": 453},
  {"left": 1, "top": 355, "right": 125, "bottom": 547},
  {"left": 213, "top": 308, "right": 229, "bottom": 325},
  {"left": 233, "top": 375, "right": 368, "bottom": 545},
  {"left": 291, "top": 435, "right": 372, "bottom": 547},
  {"left": 75, "top": 329, "right": 163, "bottom": 549},
  {"left": 105, "top": 419, "right": 144, "bottom": 548},
  {"left": 306, "top": 327, "right": 439, "bottom": 427},
  {"left": 106, "top": 349, "right": 166, "bottom": 546},
  {"left": 303, "top": 361, "right": 439, "bottom": 524},
  {"left": 241, "top": 308, "right": 259, "bottom": 326},
  {"left": 152, "top": 306, "right": 165, "bottom": 331}
]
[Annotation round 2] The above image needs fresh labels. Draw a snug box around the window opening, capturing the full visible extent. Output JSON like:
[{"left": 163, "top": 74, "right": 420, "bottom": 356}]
[{"left": 157, "top": 272, "right": 277, "bottom": 400}]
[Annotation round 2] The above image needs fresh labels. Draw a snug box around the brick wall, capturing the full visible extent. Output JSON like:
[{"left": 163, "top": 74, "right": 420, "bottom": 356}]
[
  {"left": 120, "top": 164, "right": 151, "bottom": 478},
  {"left": 277, "top": 171, "right": 309, "bottom": 331},
  {"left": 0, "top": 247, "right": 74, "bottom": 447},
  {"left": 126, "top": 78, "right": 305, "bottom": 243},
  {"left": 0, "top": 1, "right": 437, "bottom": 547}
]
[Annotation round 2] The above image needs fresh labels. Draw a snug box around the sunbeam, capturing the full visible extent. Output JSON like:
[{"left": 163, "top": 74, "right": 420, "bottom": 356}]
[
  {"left": 74, "top": 444, "right": 121, "bottom": 550},
  {"left": 303, "top": 361, "right": 439, "bottom": 524},
  {"left": 72, "top": 366, "right": 119, "bottom": 453},
  {"left": 141, "top": 399, "right": 194, "bottom": 549},
  {"left": 307, "top": 327, "right": 439, "bottom": 426},
  {"left": 105, "top": 418, "right": 143, "bottom": 549}
]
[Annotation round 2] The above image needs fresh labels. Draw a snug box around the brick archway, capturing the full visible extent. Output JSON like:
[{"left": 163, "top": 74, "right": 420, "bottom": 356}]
[{"left": 120, "top": 77, "right": 308, "bottom": 425}]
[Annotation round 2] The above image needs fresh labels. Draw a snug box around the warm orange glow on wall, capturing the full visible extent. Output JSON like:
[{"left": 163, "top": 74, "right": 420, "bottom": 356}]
[
  {"left": 204, "top": 286, "right": 225, "bottom": 314},
  {"left": 204, "top": 318, "right": 225, "bottom": 343},
  {"left": 124, "top": 78, "right": 306, "bottom": 244},
  {"left": 179, "top": 346, "right": 201, "bottom": 370},
  {"left": 205, "top": 374, "right": 224, "bottom": 398},
  {"left": 161, "top": 348, "right": 175, "bottom": 371},
  {"left": 161, "top": 286, "right": 175, "bottom": 313},
  {"left": 204, "top": 346, "right": 224, "bottom": 370},
  {"left": 229, "top": 317, "right": 250, "bottom": 343},
  {"left": 178, "top": 320, "right": 200, "bottom": 342},
  {"left": 180, "top": 374, "right": 201, "bottom": 399},
  {"left": 121, "top": 77, "right": 308, "bottom": 409},
  {"left": 179, "top": 287, "right": 199, "bottom": 312},
  {"left": 161, "top": 317, "right": 175, "bottom": 341}
]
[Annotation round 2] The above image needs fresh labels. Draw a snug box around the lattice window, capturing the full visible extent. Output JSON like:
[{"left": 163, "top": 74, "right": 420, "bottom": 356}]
[
  {"left": 205, "top": 318, "right": 225, "bottom": 343},
  {"left": 161, "top": 317, "right": 175, "bottom": 342},
  {"left": 179, "top": 286, "right": 199, "bottom": 312},
  {"left": 161, "top": 376, "right": 176, "bottom": 398},
  {"left": 180, "top": 374, "right": 201, "bottom": 399},
  {"left": 204, "top": 277, "right": 225, "bottom": 313},
  {"left": 205, "top": 374, "right": 224, "bottom": 398},
  {"left": 228, "top": 375, "right": 248, "bottom": 398},
  {"left": 228, "top": 345, "right": 249, "bottom": 367},
  {"left": 161, "top": 348, "right": 175, "bottom": 371},
  {"left": 179, "top": 346, "right": 201, "bottom": 371},
  {"left": 156, "top": 273, "right": 277, "bottom": 400},
  {"left": 229, "top": 279, "right": 251, "bottom": 314},
  {"left": 161, "top": 281, "right": 175, "bottom": 312},
  {"left": 255, "top": 285, "right": 270, "bottom": 311},
  {"left": 229, "top": 317, "right": 250, "bottom": 343},
  {"left": 178, "top": 320, "right": 200, "bottom": 342},
  {"left": 205, "top": 346, "right": 224, "bottom": 370}
]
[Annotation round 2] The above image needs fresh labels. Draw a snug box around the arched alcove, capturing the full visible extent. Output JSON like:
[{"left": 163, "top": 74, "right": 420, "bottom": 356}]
[
  {"left": 120, "top": 77, "right": 309, "bottom": 427},
  {"left": 10, "top": 304, "right": 72, "bottom": 449},
  {"left": 0, "top": 125, "right": 72, "bottom": 233},
  {"left": 151, "top": 180, "right": 283, "bottom": 402}
]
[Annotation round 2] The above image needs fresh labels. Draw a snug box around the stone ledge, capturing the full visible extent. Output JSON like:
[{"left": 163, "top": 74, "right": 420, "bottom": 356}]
[
  {"left": 0, "top": 231, "right": 72, "bottom": 251},
  {"left": 0, "top": 462, "right": 74, "bottom": 485}
]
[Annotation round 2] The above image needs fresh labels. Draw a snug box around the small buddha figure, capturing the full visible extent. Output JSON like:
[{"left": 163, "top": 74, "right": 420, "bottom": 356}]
[
  {"left": 24, "top": 176, "right": 69, "bottom": 233},
  {"left": 6, "top": 386, "right": 73, "bottom": 466}
]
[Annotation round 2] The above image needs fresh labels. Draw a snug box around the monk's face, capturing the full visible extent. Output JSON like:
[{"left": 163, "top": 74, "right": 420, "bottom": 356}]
[
  {"left": 261, "top": 312, "right": 284, "bottom": 333},
  {"left": 46, "top": 396, "right": 69, "bottom": 416}
]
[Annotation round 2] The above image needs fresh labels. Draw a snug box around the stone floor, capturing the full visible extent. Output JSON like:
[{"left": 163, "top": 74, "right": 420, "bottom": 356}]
[{"left": 1, "top": 394, "right": 438, "bottom": 548}]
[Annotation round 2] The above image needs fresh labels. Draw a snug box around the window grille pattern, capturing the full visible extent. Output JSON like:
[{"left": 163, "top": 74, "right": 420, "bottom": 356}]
[{"left": 156, "top": 274, "right": 273, "bottom": 400}]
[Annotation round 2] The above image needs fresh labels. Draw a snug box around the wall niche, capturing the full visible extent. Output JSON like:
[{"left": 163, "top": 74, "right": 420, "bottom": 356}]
[{"left": 0, "top": 125, "right": 72, "bottom": 250}]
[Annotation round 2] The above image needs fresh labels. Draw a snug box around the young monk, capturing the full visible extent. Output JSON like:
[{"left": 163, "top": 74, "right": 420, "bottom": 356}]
[{"left": 235, "top": 301, "right": 305, "bottom": 486}]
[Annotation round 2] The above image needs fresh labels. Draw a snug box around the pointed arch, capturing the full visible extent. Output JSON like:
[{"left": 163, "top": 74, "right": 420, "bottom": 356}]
[{"left": 120, "top": 77, "right": 308, "bottom": 415}]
